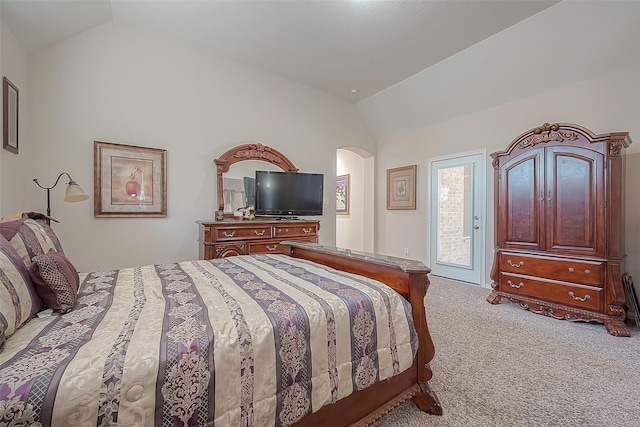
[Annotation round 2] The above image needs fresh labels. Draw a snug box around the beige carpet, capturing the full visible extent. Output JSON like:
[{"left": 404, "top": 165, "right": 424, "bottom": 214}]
[{"left": 374, "top": 275, "right": 640, "bottom": 426}]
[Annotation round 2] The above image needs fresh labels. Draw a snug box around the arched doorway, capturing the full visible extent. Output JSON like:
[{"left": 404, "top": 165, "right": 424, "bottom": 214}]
[{"left": 336, "top": 147, "right": 374, "bottom": 252}]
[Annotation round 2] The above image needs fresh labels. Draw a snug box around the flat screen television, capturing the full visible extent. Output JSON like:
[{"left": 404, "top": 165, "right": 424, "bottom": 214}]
[{"left": 255, "top": 171, "right": 324, "bottom": 217}]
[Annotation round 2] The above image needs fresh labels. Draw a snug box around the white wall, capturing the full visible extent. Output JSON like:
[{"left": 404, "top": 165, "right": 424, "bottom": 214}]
[
  {"left": 336, "top": 147, "right": 375, "bottom": 253},
  {"left": 3, "top": 21, "right": 377, "bottom": 272},
  {"left": 0, "top": 14, "right": 3, "bottom": 216},
  {"left": 0, "top": 20, "right": 30, "bottom": 215},
  {"left": 336, "top": 148, "right": 364, "bottom": 251},
  {"left": 365, "top": 55, "right": 640, "bottom": 290},
  {"left": 358, "top": 1, "right": 640, "bottom": 141},
  {"left": 0, "top": 13, "right": 2, "bottom": 215},
  {"left": 358, "top": 1, "right": 640, "bottom": 295}
]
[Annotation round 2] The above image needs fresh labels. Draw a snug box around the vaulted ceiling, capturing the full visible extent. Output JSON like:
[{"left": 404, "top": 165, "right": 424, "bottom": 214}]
[{"left": 1, "top": 0, "right": 556, "bottom": 102}]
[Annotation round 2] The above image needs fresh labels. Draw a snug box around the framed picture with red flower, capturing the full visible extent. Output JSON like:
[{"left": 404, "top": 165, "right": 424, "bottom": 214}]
[{"left": 94, "top": 141, "right": 167, "bottom": 217}]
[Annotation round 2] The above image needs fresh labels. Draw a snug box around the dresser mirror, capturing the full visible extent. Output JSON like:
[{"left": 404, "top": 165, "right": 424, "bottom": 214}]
[
  {"left": 215, "top": 143, "right": 298, "bottom": 219},
  {"left": 223, "top": 161, "right": 282, "bottom": 214}
]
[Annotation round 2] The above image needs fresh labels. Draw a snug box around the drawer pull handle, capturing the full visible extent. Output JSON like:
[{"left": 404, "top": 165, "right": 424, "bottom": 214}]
[
  {"left": 507, "top": 280, "right": 524, "bottom": 289},
  {"left": 254, "top": 230, "right": 266, "bottom": 236},
  {"left": 568, "top": 267, "right": 574, "bottom": 272},
  {"left": 584, "top": 269, "right": 591, "bottom": 275},
  {"left": 507, "top": 260, "right": 524, "bottom": 268},
  {"left": 266, "top": 245, "right": 277, "bottom": 251},
  {"left": 222, "top": 231, "right": 236, "bottom": 238},
  {"left": 302, "top": 228, "right": 312, "bottom": 234},
  {"left": 568, "top": 291, "right": 590, "bottom": 302}
]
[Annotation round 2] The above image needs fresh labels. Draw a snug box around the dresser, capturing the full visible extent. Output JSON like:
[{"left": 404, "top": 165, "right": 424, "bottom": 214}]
[
  {"left": 197, "top": 219, "right": 320, "bottom": 259},
  {"left": 487, "top": 123, "right": 632, "bottom": 336}
]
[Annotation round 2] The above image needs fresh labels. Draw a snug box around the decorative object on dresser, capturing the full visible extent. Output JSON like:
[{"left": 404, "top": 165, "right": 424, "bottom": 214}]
[
  {"left": 33, "top": 172, "right": 90, "bottom": 225},
  {"left": 487, "top": 122, "right": 632, "bottom": 336},
  {"left": 94, "top": 141, "right": 167, "bottom": 218},
  {"left": 197, "top": 218, "right": 319, "bottom": 259}
]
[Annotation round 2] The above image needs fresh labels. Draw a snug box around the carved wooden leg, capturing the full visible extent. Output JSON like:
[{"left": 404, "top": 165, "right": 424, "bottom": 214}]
[
  {"left": 413, "top": 383, "right": 443, "bottom": 415},
  {"left": 486, "top": 291, "right": 501, "bottom": 304},
  {"left": 604, "top": 319, "right": 631, "bottom": 337}
]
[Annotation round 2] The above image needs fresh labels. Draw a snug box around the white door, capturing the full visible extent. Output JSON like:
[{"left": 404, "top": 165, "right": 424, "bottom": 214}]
[{"left": 429, "top": 151, "right": 486, "bottom": 284}]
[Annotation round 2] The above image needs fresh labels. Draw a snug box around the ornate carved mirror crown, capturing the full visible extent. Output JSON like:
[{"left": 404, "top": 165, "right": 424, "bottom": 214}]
[{"left": 214, "top": 143, "right": 298, "bottom": 218}]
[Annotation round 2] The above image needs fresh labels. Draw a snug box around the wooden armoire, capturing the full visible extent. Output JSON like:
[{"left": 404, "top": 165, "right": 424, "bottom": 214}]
[{"left": 487, "top": 123, "right": 632, "bottom": 336}]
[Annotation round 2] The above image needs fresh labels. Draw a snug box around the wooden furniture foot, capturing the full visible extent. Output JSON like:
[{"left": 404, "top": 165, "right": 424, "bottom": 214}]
[
  {"left": 604, "top": 319, "right": 631, "bottom": 337},
  {"left": 413, "top": 383, "right": 443, "bottom": 415},
  {"left": 486, "top": 291, "right": 501, "bottom": 304}
]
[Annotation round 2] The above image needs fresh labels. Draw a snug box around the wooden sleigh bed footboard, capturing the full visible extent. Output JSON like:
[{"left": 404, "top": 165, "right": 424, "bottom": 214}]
[{"left": 284, "top": 242, "right": 443, "bottom": 426}]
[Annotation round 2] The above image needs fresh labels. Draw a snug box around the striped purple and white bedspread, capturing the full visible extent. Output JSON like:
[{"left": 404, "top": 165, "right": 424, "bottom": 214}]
[{"left": 1, "top": 254, "right": 418, "bottom": 426}]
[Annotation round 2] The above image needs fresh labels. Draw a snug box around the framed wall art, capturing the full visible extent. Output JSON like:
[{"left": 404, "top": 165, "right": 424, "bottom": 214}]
[
  {"left": 336, "top": 174, "right": 350, "bottom": 215},
  {"left": 3, "top": 76, "right": 19, "bottom": 154},
  {"left": 387, "top": 165, "right": 416, "bottom": 210},
  {"left": 94, "top": 141, "right": 167, "bottom": 217}
]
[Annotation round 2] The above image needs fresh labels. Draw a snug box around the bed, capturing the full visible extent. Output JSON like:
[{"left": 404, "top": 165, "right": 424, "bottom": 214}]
[{"left": 1, "top": 216, "right": 441, "bottom": 426}]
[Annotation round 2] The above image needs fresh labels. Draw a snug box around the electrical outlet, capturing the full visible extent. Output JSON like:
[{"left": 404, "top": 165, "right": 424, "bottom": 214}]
[{"left": 403, "top": 248, "right": 409, "bottom": 256}]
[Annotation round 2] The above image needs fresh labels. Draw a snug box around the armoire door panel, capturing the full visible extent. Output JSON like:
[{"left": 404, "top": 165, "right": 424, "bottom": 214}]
[
  {"left": 502, "top": 151, "right": 544, "bottom": 250},
  {"left": 546, "top": 147, "right": 604, "bottom": 256}
]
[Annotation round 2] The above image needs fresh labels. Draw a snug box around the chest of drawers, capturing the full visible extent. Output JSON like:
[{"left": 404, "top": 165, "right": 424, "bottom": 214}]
[
  {"left": 197, "top": 219, "right": 320, "bottom": 259},
  {"left": 497, "top": 252, "right": 604, "bottom": 312}
]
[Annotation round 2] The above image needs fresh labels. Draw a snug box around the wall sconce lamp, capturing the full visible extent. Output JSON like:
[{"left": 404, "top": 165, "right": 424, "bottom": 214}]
[{"left": 33, "top": 172, "right": 90, "bottom": 224}]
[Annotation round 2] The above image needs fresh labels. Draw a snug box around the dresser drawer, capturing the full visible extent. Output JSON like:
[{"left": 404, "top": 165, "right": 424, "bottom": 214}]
[
  {"left": 274, "top": 223, "right": 318, "bottom": 238},
  {"left": 500, "top": 253, "right": 603, "bottom": 287},
  {"left": 249, "top": 235, "right": 318, "bottom": 254},
  {"left": 255, "top": 235, "right": 318, "bottom": 252},
  {"left": 213, "top": 225, "right": 272, "bottom": 242},
  {"left": 249, "top": 241, "right": 286, "bottom": 254},
  {"left": 500, "top": 273, "right": 602, "bottom": 311}
]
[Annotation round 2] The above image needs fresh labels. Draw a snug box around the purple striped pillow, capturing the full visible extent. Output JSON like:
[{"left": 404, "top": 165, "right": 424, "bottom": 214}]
[
  {"left": 0, "top": 216, "right": 64, "bottom": 268},
  {"left": 0, "top": 235, "right": 43, "bottom": 344}
]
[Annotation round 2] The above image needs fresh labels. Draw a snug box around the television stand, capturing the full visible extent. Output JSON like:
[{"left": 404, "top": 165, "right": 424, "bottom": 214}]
[{"left": 196, "top": 218, "right": 320, "bottom": 259}]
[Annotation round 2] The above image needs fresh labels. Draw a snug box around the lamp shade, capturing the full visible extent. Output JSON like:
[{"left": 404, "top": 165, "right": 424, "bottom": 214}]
[{"left": 64, "top": 182, "right": 89, "bottom": 202}]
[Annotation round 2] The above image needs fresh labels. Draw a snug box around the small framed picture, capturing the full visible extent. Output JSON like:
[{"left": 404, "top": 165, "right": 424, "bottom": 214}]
[
  {"left": 94, "top": 141, "right": 167, "bottom": 217},
  {"left": 387, "top": 165, "right": 417, "bottom": 210},
  {"left": 3, "top": 76, "right": 19, "bottom": 154},
  {"left": 336, "top": 174, "right": 350, "bottom": 215}
]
